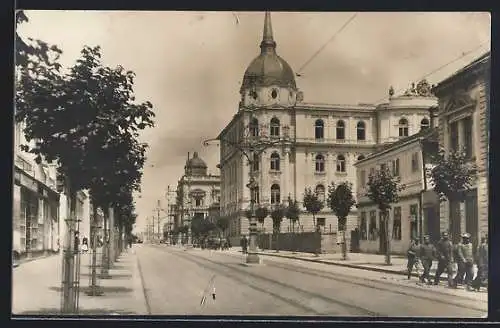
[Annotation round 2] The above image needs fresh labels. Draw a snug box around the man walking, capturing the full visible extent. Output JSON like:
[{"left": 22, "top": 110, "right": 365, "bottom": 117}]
[
  {"left": 406, "top": 238, "right": 420, "bottom": 280},
  {"left": 472, "top": 234, "right": 488, "bottom": 291},
  {"left": 419, "top": 235, "right": 436, "bottom": 285},
  {"left": 454, "top": 232, "right": 475, "bottom": 290},
  {"left": 434, "top": 232, "right": 454, "bottom": 287}
]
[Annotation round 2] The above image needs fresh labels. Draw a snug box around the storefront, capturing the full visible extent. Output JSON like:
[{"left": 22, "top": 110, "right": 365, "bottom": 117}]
[{"left": 13, "top": 167, "right": 60, "bottom": 256}]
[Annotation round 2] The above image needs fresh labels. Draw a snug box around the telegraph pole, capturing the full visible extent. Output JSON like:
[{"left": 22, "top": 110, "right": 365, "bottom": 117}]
[{"left": 157, "top": 200, "right": 161, "bottom": 242}]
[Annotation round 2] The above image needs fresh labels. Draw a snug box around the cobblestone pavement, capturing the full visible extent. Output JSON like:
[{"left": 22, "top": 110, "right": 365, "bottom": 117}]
[{"left": 136, "top": 244, "right": 487, "bottom": 318}]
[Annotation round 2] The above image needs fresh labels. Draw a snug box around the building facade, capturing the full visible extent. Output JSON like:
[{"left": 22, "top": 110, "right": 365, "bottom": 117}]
[
  {"left": 218, "top": 12, "right": 438, "bottom": 245},
  {"left": 13, "top": 121, "right": 60, "bottom": 256},
  {"left": 355, "top": 127, "right": 440, "bottom": 255},
  {"left": 176, "top": 152, "right": 221, "bottom": 228},
  {"left": 432, "top": 52, "right": 490, "bottom": 247}
]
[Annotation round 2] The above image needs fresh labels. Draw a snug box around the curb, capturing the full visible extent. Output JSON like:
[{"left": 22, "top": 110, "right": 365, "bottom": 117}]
[
  {"left": 256, "top": 252, "right": 453, "bottom": 282},
  {"left": 133, "top": 249, "right": 152, "bottom": 315}
]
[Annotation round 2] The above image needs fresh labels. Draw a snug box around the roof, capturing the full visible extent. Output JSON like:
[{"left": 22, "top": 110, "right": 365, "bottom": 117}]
[
  {"left": 240, "top": 12, "right": 297, "bottom": 93},
  {"left": 356, "top": 127, "right": 438, "bottom": 165},
  {"left": 432, "top": 51, "right": 490, "bottom": 94}
]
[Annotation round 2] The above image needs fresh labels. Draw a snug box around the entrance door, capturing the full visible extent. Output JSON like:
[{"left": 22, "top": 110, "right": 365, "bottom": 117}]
[
  {"left": 465, "top": 189, "right": 478, "bottom": 250},
  {"left": 379, "top": 212, "right": 387, "bottom": 254},
  {"left": 425, "top": 206, "right": 441, "bottom": 244}
]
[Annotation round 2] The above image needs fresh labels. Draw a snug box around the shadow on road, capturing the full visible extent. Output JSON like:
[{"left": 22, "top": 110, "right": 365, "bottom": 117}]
[
  {"left": 80, "top": 273, "right": 133, "bottom": 279},
  {"left": 48, "top": 286, "right": 133, "bottom": 294},
  {"left": 15, "top": 308, "right": 138, "bottom": 315}
]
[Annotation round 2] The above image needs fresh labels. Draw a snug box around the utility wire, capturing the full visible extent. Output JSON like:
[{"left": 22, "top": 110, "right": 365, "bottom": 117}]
[
  {"left": 296, "top": 13, "right": 358, "bottom": 75},
  {"left": 372, "top": 40, "right": 490, "bottom": 104}
]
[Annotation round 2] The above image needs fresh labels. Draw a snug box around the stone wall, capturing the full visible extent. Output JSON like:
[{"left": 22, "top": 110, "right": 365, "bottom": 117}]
[{"left": 257, "top": 232, "right": 340, "bottom": 254}]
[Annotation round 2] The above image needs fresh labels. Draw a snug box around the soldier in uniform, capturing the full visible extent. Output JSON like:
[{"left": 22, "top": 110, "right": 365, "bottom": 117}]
[
  {"left": 472, "top": 235, "right": 488, "bottom": 291},
  {"left": 454, "top": 232, "right": 475, "bottom": 290},
  {"left": 406, "top": 238, "right": 420, "bottom": 280},
  {"left": 419, "top": 235, "right": 436, "bottom": 285},
  {"left": 434, "top": 232, "right": 454, "bottom": 287}
]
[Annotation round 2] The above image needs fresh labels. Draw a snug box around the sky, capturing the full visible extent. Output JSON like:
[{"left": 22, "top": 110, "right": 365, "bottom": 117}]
[{"left": 17, "top": 11, "right": 491, "bottom": 233}]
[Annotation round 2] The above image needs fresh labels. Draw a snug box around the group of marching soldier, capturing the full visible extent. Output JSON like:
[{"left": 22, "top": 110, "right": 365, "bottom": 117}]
[{"left": 406, "top": 232, "right": 488, "bottom": 291}]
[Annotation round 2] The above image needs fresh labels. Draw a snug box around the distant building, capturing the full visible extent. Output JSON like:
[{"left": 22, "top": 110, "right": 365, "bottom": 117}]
[
  {"left": 355, "top": 125, "right": 440, "bottom": 255},
  {"left": 175, "top": 152, "right": 221, "bottom": 229},
  {"left": 432, "top": 51, "right": 490, "bottom": 246},
  {"left": 218, "top": 12, "right": 438, "bottom": 245}
]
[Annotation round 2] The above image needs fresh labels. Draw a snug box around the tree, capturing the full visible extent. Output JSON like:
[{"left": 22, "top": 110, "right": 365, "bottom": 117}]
[
  {"left": 302, "top": 187, "right": 324, "bottom": 231},
  {"left": 216, "top": 216, "right": 229, "bottom": 237},
  {"left": 270, "top": 204, "right": 285, "bottom": 252},
  {"left": 255, "top": 205, "right": 269, "bottom": 231},
  {"left": 285, "top": 196, "right": 300, "bottom": 233},
  {"left": 428, "top": 148, "right": 476, "bottom": 243},
  {"left": 327, "top": 182, "right": 356, "bottom": 260},
  {"left": 366, "top": 166, "right": 406, "bottom": 265}
]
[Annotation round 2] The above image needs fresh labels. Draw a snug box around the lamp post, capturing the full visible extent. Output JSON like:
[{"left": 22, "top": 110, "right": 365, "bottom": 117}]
[{"left": 203, "top": 110, "right": 290, "bottom": 264}]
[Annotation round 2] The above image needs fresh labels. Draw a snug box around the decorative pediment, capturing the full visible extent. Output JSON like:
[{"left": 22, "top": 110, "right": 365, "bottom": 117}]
[{"left": 445, "top": 91, "right": 476, "bottom": 113}]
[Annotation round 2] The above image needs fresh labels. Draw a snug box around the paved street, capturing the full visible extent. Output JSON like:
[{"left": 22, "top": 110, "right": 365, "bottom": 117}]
[{"left": 136, "top": 244, "right": 487, "bottom": 317}]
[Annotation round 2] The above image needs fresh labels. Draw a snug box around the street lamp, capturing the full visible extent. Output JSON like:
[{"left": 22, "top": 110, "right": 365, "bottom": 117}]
[{"left": 203, "top": 110, "right": 291, "bottom": 264}]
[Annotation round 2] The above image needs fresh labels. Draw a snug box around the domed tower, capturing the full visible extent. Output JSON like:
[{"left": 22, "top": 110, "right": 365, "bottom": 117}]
[
  {"left": 240, "top": 12, "right": 300, "bottom": 109},
  {"left": 184, "top": 152, "right": 208, "bottom": 176}
]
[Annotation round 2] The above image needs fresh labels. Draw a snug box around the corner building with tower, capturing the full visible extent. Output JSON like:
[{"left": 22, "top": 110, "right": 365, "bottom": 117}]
[{"left": 219, "top": 13, "right": 438, "bottom": 247}]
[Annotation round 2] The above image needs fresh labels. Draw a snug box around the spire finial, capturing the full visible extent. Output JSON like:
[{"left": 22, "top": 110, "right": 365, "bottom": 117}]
[{"left": 260, "top": 11, "right": 276, "bottom": 54}]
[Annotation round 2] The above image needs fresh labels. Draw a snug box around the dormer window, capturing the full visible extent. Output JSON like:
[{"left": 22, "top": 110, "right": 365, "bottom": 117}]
[
  {"left": 398, "top": 118, "right": 409, "bottom": 137},
  {"left": 271, "top": 89, "right": 278, "bottom": 99}
]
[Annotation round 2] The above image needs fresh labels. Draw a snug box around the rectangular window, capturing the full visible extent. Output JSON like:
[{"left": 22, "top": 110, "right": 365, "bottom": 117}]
[
  {"left": 463, "top": 117, "right": 473, "bottom": 159},
  {"left": 369, "top": 210, "right": 377, "bottom": 241},
  {"left": 360, "top": 212, "right": 367, "bottom": 240},
  {"left": 411, "top": 152, "right": 419, "bottom": 172},
  {"left": 360, "top": 170, "right": 366, "bottom": 187},
  {"left": 195, "top": 199, "right": 202, "bottom": 207},
  {"left": 392, "top": 206, "right": 402, "bottom": 240},
  {"left": 392, "top": 158, "right": 400, "bottom": 176},
  {"left": 409, "top": 204, "right": 418, "bottom": 240},
  {"left": 449, "top": 121, "right": 459, "bottom": 152},
  {"left": 317, "top": 218, "right": 326, "bottom": 226}
]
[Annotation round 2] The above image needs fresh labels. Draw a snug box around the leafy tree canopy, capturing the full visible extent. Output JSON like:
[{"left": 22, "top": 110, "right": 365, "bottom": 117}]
[
  {"left": 428, "top": 148, "right": 476, "bottom": 202},
  {"left": 285, "top": 196, "right": 300, "bottom": 222},
  {"left": 327, "top": 182, "right": 356, "bottom": 231},
  {"left": 216, "top": 216, "right": 229, "bottom": 232},
  {"left": 302, "top": 187, "right": 324, "bottom": 215},
  {"left": 366, "top": 166, "right": 406, "bottom": 213}
]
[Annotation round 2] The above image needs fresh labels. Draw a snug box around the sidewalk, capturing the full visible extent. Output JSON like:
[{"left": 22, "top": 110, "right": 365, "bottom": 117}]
[{"left": 12, "top": 247, "right": 148, "bottom": 316}]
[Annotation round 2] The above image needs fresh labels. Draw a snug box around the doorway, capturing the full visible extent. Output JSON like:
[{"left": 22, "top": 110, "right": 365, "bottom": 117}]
[{"left": 465, "top": 189, "right": 478, "bottom": 250}]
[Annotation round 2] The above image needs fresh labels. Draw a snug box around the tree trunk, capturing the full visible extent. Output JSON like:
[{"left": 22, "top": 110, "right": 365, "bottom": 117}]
[
  {"left": 100, "top": 209, "right": 111, "bottom": 278},
  {"left": 342, "top": 228, "right": 347, "bottom": 260},
  {"left": 385, "top": 210, "right": 391, "bottom": 265},
  {"left": 108, "top": 207, "right": 115, "bottom": 267},
  {"left": 87, "top": 202, "right": 102, "bottom": 296},
  {"left": 61, "top": 187, "right": 78, "bottom": 313}
]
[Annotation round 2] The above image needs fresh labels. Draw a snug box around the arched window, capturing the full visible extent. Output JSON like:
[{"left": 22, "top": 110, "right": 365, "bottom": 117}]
[
  {"left": 271, "top": 184, "right": 281, "bottom": 204},
  {"left": 336, "top": 120, "right": 345, "bottom": 140},
  {"left": 357, "top": 121, "right": 366, "bottom": 140},
  {"left": 398, "top": 118, "right": 409, "bottom": 137},
  {"left": 315, "top": 184, "right": 326, "bottom": 203},
  {"left": 252, "top": 153, "right": 260, "bottom": 172},
  {"left": 315, "top": 154, "right": 325, "bottom": 172},
  {"left": 420, "top": 118, "right": 430, "bottom": 130},
  {"left": 270, "top": 117, "right": 280, "bottom": 137},
  {"left": 270, "top": 152, "right": 280, "bottom": 171},
  {"left": 250, "top": 118, "right": 259, "bottom": 137},
  {"left": 315, "top": 119, "right": 324, "bottom": 139},
  {"left": 336, "top": 154, "right": 346, "bottom": 172},
  {"left": 357, "top": 155, "right": 365, "bottom": 161}
]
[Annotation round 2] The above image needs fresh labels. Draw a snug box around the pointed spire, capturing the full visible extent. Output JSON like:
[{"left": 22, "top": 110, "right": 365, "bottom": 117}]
[{"left": 260, "top": 11, "right": 276, "bottom": 54}]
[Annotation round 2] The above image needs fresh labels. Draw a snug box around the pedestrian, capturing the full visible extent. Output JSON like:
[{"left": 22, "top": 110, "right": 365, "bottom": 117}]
[
  {"left": 241, "top": 235, "right": 248, "bottom": 254},
  {"left": 81, "top": 236, "right": 89, "bottom": 253},
  {"left": 452, "top": 240, "right": 462, "bottom": 286},
  {"left": 472, "top": 234, "right": 488, "bottom": 291},
  {"left": 454, "top": 232, "right": 475, "bottom": 290},
  {"left": 434, "top": 231, "right": 454, "bottom": 287},
  {"left": 419, "top": 235, "right": 436, "bottom": 285},
  {"left": 406, "top": 238, "right": 420, "bottom": 280}
]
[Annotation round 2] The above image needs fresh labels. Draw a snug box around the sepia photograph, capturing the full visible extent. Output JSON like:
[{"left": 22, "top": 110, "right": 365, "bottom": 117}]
[{"left": 12, "top": 10, "right": 490, "bottom": 318}]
